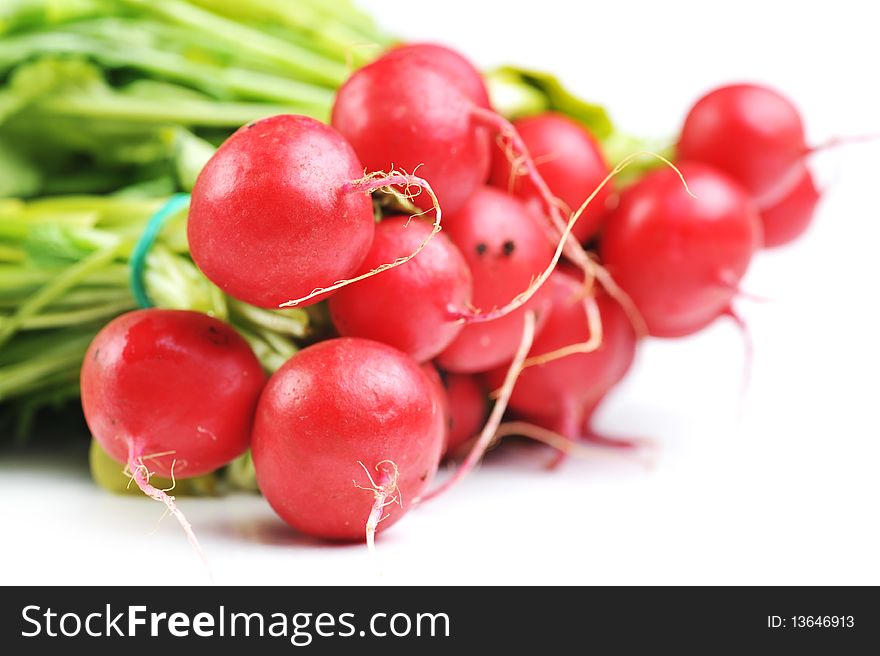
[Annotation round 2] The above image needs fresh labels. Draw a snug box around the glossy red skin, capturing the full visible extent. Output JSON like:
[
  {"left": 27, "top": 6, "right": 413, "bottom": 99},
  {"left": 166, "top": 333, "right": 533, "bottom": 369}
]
[
  {"left": 252, "top": 338, "right": 445, "bottom": 541},
  {"left": 328, "top": 217, "right": 472, "bottom": 363},
  {"left": 759, "top": 166, "right": 820, "bottom": 247},
  {"left": 420, "top": 362, "right": 449, "bottom": 419},
  {"left": 188, "top": 114, "right": 373, "bottom": 308},
  {"left": 485, "top": 270, "right": 636, "bottom": 430},
  {"left": 384, "top": 42, "right": 491, "bottom": 109},
  {"left": 420, "top": 362, "right": 452, "bottom": 445},
  {"left": 601, "top": 163, "right": 763, "bottom": 337},
  {"left": 437, "top": 188, "right": 554, "bottom": 373},
  {"left": 80, "top": 309, "right": 266, "bottom": 478},
  {"left": 489, "top": 112, "right": 613, "bottom": 242},
  {"left": 332, "top": 55, "right": 491, "bottom": 216},
  {"left": 677, "top": 84, "right": 806, "bottom": 209},
  {"left": 443, "top": 373, "right": 488, "bottom": 454}
]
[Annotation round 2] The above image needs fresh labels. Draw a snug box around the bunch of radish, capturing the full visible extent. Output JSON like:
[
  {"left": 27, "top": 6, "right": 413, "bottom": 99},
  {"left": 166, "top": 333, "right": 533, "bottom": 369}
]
[{"left": 80, "top": 43, "right": 821, "bottom": 559}]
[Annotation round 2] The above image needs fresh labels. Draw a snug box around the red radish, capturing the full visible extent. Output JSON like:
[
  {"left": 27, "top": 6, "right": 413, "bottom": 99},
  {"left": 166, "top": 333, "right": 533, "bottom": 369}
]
[
  {"left": 189, "top": 114, "right": 441, "bottom": 309},
  {"left": 328, "top": 216, "right": 472, "bottom": 362},
  {"left": 443, "top": 373, "right": 488, "bottom": 455},
  {"left": 759, "top": 166, "right": 820, "bottom": 247},
  {"left": 332, "top": 47, "right": 612, "bottom": 323},
  {"left": 677, "top": 84, "right": 807, "bottom": 209},
  {"left": 251, "top": 338, "right": 445, "bottom": 549},
  {"left": 601, "top": 163, "right": 763, "bottom": 337},
  {"left": 437, "top": 187, "right": 554, "bottom": 373},
  {"left": 384, "top": 42, "right": 492, "bottom": 109},
  {"left": 419, "top": 362, "right": 455, "bottom": 450},
  {"left": 189, "top": 115, "right": 372, "bottom": 308},
  {"left": 489, "top": 112, "right": 613, "bottom": 242},
  {"left": 485, "top": 269, "right": 637, "bottom": 443},
  {"left": 332, "top": 55, "right": 491, "bottom": 216},
  {"left": 81, "top": 310, "right": 265, "bottom": 477},
  {"left": 420, "top": 362, "right": 449, "bottom": 429},
  {"left": 80, "top": 309, "right": 265, "bottom": 560}
]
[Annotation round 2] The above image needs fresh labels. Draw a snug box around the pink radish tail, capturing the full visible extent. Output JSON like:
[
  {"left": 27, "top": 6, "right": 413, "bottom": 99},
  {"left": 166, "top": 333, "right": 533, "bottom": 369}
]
[
  {"left": 354, "top": 460, "right": 401, "bottom": 556},
  {"left": 417, "top": 310, "right": 538, "bottom": 503},
  {"left": 278, "top": 171, "right": 441, "bottom": 308},
  {"left": 581, "top": 428, "right": 658, "bottom": 471},
  {"left": 546, "top": 400, "right": 581, "bottom": 470},
  {"left": 493, "top": 421, "right": 654, "bottom": 469},
  {"left": 716, "top": 271, "right": 772, "bottom": 303},
  {"left": 806, "top": 133, "right": 880, "bottom": 156},
  {"left": 126, "top": 444, "right": 212, "bottom": 582},
  {"left": 723, "top": 305, "right": 754, "bottom": 407},
  {"left": 582, "top": 427, "right": 656, "bottom": 453}
]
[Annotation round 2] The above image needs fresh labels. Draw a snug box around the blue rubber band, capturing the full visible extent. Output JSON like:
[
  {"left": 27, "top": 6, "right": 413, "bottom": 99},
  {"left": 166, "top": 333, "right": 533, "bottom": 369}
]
[{"left": 129, "top": 193, "right": 191, "bottom": 308}]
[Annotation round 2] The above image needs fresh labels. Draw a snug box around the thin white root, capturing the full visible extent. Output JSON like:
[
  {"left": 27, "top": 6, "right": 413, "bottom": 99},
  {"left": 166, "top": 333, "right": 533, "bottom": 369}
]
[
  {"left": 126, "top": 445, "right": 213, "bottom": 582},
  {"left": 353, "top": 460, "right": 401, "bottom": 556},
  {"left": 279, "top": 170, "right": 441, "bottom": 308},
  {"left": 592, "top": 260, "right": 648, "bottom": 338},
  {"left": 417, "top": 310, "right": 538, "bottom": 503},
  {"left": 522, "top": 295, "right": 604, "bottom": 368},
  {"left": 723, "top": 306, "right": 754, "bottom": 414},
  {"left": 716, "top": 270, "right": 773, "bottom": 304}
]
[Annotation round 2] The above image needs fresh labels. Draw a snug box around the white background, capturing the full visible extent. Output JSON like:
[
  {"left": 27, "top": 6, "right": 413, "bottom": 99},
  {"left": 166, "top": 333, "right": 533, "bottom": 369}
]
[{"left": 2, "top": 0, "right": 879, "bottom": 585}]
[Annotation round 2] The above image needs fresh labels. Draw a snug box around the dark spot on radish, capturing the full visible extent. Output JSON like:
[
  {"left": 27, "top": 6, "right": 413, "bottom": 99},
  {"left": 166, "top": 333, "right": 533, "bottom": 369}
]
[
  {"left": 475, "top": 242, "right": 488, "bottom": 256},
  {"left": 93, "top": 348, "right": 101, "bottom": 361},
  {"left": 420, "top": 471, "right": 429, "bottom": 482},
  {"left": 438, "top": 188, "right": 554, "bottom": 373},
  {"left": 502, "top": 239, "right": 516, "bottom": 257},
  {"left": 205, "top": 325, "right": 229, "bottom": 346}
]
